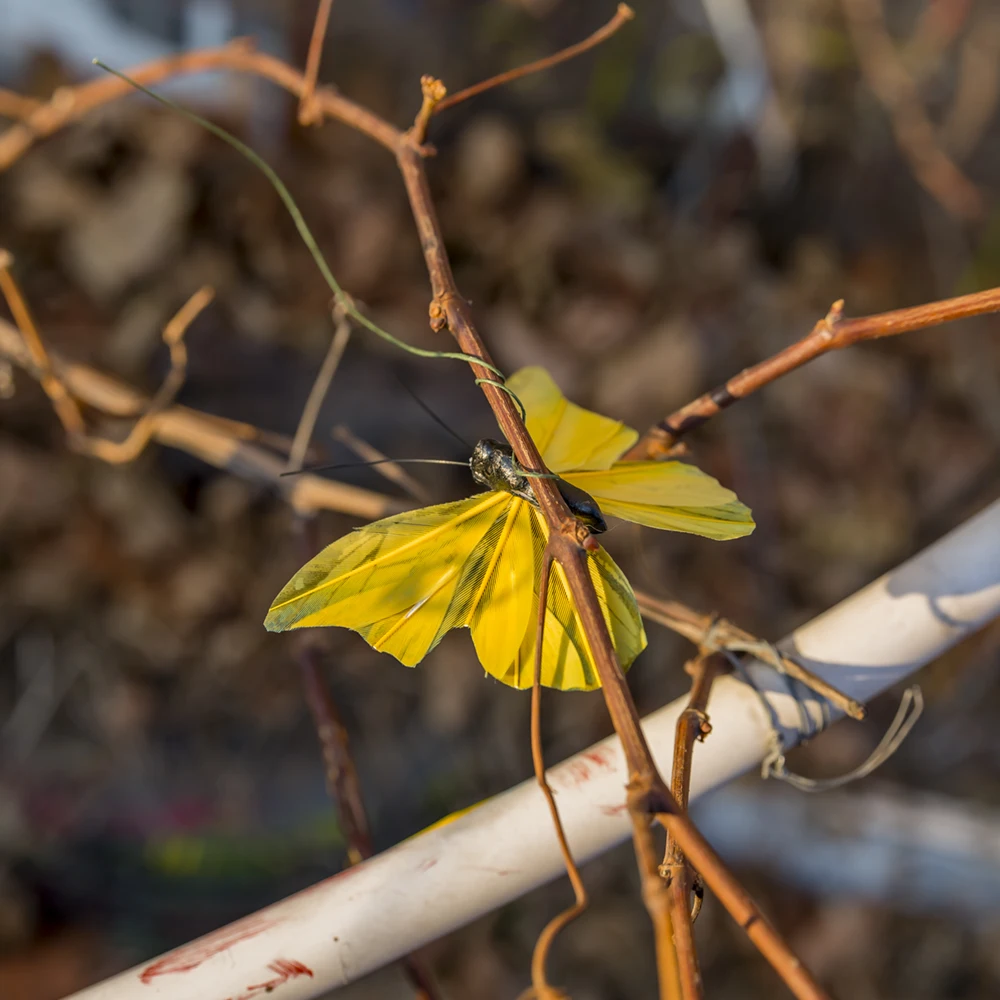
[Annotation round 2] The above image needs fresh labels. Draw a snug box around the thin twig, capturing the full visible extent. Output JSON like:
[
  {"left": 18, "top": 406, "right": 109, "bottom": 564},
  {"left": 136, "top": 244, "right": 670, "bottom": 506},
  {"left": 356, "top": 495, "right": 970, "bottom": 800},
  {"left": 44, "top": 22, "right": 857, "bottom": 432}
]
[
  {"left": 635, "top": 590, "right": 866, "bottom": 721},
  {"left": 0, "top": 316, "right": 400, "bottom": 519},
  {"left": 331, "top": 425, "right": 432, "bottom": 503},
  {"left": 627, "top": 288, "right": 1000, "bottom": 458},
  {"left": 0, "top": 250, "right": 88, "bottom": 439},
  {"left": 840, "top": 0, "right": 984, "bottom": 220},
  {"left": 660, "top": 655, "right": 727, "bottom": 1000},
  {"left": 298, "top": 645, "right": 374, "bottom": 864},
  {"left": 0, "top": 255, "right": 215, "bottom": 463},
  {"left": 654, "top": 800, "right": 829, "bottom": 1000},
  {"left": 436, "top": 3, "right": 635, "bottom": 113},
  {"left": 287, "top": 313, "right": 351, "bottom": 473},
  {"left": 299, "top": 0, "right": 335, "bottom": 125},
  {"left": 526, "top": 548, "right": 590, "bottom": 1000}
]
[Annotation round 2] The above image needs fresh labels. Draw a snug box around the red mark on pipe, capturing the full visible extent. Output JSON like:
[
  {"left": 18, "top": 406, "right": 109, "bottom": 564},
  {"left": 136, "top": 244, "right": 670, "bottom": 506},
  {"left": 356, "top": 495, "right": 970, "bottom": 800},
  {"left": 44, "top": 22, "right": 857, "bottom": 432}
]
[
  {"left": 600, "top": 803, "right": 628, "bottom": 816},
  {"left": 554, "top": 746, "right": 616, "bottom": 788},
  {"left": 417, "top": 858, "right": 437, "bottom": 873},
  {"left": 226, "top": 959, "right": 314, "bottom": 1000},
  {"left": 139, "top": 915, "right": 278, "bottom": 984}
]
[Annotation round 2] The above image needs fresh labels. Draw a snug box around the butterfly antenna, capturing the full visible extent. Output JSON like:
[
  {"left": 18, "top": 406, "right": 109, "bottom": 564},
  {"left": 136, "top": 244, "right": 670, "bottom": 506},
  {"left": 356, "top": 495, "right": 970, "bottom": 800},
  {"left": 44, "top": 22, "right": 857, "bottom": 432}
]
[
  {"left": 393, "top": 371, "right": 474, "bottom": 452},
  {"left": 280, "top": 457, "right": 470, "bottom": 478}
]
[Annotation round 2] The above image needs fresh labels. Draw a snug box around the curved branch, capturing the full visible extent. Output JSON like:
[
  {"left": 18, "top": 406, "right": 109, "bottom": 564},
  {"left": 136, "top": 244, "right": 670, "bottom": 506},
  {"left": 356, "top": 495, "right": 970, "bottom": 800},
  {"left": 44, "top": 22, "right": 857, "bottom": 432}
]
[{"left": 628, "top": 288, "right": 1000, "bottom": 458}]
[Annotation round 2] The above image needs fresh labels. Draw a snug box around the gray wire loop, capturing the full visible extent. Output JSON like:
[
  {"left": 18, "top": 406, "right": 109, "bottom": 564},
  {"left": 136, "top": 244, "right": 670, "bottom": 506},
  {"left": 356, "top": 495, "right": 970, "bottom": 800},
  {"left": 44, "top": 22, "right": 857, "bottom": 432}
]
[
  {"left": 707, "top": 633, "right": 923, "bottom": 793},
  {"left": 759, "top": 686, "right": 923, "bottom": 792}
]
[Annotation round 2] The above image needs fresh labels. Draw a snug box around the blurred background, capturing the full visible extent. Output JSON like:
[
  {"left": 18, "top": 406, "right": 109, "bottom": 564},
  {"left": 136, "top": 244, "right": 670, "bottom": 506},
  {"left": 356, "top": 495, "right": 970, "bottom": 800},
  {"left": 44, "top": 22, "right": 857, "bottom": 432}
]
[{"left": 1, "top": 0, "right": 1000, "bottom": 997}]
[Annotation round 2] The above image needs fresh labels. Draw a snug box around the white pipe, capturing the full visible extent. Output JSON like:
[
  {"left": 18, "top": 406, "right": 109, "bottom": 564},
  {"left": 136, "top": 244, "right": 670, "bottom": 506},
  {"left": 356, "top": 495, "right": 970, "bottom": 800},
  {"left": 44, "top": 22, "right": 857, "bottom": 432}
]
[{"left": 67, "top": 499, "right": 1000, "bottom": 1000}]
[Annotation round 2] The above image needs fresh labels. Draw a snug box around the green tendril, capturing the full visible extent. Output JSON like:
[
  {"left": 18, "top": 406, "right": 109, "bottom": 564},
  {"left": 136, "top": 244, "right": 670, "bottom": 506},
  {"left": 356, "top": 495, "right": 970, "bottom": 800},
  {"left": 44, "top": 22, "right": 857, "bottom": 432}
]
[
  {"left": 474, "top": 378, "right": 527, "bottom": 422},
  {"left": 92, "top": 60, "right": 506, "bottom": 380},
  {"left": 513, "top": 463, "right": 560, "bottom": 480}
]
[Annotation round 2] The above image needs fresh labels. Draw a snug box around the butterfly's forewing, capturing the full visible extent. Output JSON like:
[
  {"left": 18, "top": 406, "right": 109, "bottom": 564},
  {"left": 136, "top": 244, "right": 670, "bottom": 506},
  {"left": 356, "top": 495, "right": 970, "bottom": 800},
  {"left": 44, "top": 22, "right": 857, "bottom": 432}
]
[
  {"left": 491, "top": 509, "right": 646, "bottom": 691},
  {"left": 507, "top": 367, "right": 638, "bottom": 473},
  {"left": 563, "top": 462, "right": 755, "bottom": 540},
  {"left": 265, "top": 492, "right": 511, "bottom": 664}
]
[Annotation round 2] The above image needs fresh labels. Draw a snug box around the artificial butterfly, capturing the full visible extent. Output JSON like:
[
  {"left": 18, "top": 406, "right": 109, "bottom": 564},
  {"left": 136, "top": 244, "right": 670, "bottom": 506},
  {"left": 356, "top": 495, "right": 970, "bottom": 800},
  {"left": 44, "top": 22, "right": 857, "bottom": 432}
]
[{"left": 265, "top": 367, "right": 753, "bottom": 690}]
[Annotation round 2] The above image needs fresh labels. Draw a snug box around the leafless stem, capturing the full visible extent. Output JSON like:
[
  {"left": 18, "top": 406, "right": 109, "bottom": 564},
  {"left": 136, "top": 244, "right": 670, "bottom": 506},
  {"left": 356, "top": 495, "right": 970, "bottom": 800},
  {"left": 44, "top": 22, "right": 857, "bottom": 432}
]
[
  {"left": 0, "top": 254, "right": 215, "bottom": 464},
  {"left": 635, "top": 590, "right": 866, "bottom": 721},
  {"left": 287, "top": 313, "right": 351, "bottom": 473},
  {"left": 628, "top": 289, "right": 1000, "bottom": 457},
  {"left": 299, "top": 0, "right": 335, "bottom": 125},
  {"left": 296, "top": 520, "right": 439, "bottom": 1000},
  {"left": 436, "top": 4, "right": 635, "bottom": 113},
  {"left": 660, "top": 655, "right": 727, "bottom": 1000},
  {"left": 0, "top": 316, "right": 399, "bottom": 519}
]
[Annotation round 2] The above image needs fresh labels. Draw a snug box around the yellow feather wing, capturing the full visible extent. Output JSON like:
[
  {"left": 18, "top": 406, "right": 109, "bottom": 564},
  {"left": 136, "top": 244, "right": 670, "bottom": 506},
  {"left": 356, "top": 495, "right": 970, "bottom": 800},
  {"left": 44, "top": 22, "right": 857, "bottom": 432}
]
[
  {"left": 490, "top": 508, "right": 647, "bottom": 691},
  {"left": 507, "top": 366, "right": 638, "bottom": 473},
  {"left": 265, "top": 492, "right": 513, "bottom": 665},
  {"left": 563, "top": 462, "right": 755, "bottom": 540},
  {"left": 468, "top": 498, "right": 537, "bottom": 679}
]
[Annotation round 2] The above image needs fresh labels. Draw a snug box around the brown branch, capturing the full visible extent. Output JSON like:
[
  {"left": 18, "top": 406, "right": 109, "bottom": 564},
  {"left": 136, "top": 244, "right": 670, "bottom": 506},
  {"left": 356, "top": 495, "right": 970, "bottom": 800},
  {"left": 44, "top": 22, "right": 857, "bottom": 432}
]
[
  {"left": 297, "top": 616, "right": 438, "bottom": 1000},
  {"left": 635, "top": 590, "right": 866, "bottom": 721},
  {"left": 436, "top": 3, "right": 635, "bottom": 113},
  {"left": 654, "top": 801, "right": 828, "bottom": 999},
  {"left": 0, "top": 315, "right": 400, "bottom": 520},
  {"left": 660, "top": 655, "right": 726, "bottom": 1000},
  {"left": 628, "top": 287, "right": 1000, "bottom": 458},
  {"left": 0, "top": 249, "right": 89, "bottom": 441},
  {"left": 299, "top": 642, "right": 374, "bottom": 864},
  {"left": 299, "top": 0, "right": 335, "bottom": 125},
  {"left": 0, "top": 39, "right": 402, "bottom": 172},
  {"left": 840, "top": 0, "right": 985, "bottom": 220},
  {"left": 631, "top": 803, "right": 682, "bottom": 1000}
]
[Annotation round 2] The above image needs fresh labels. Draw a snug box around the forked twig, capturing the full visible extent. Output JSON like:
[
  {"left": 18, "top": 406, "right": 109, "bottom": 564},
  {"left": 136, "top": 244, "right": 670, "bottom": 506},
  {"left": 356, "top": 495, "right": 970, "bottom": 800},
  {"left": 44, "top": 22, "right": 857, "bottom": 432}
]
[
  {"left": 299, "top": 0, "right": 335, "bottom": 125},
  {"left": 436, "top": 4, "right": 635, "bottom": 114},
  {"left": 635, "top": 590, "right": 866, "bottom": 721},
  {"left": 628, "top": 289, "right": 1000, "bottom": 457},
  {"left": 0, "top": 252, "right": 213, "bottom": 464},
  {"left": 0, "top": 315, "right": 399, "bottom": 519}
]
